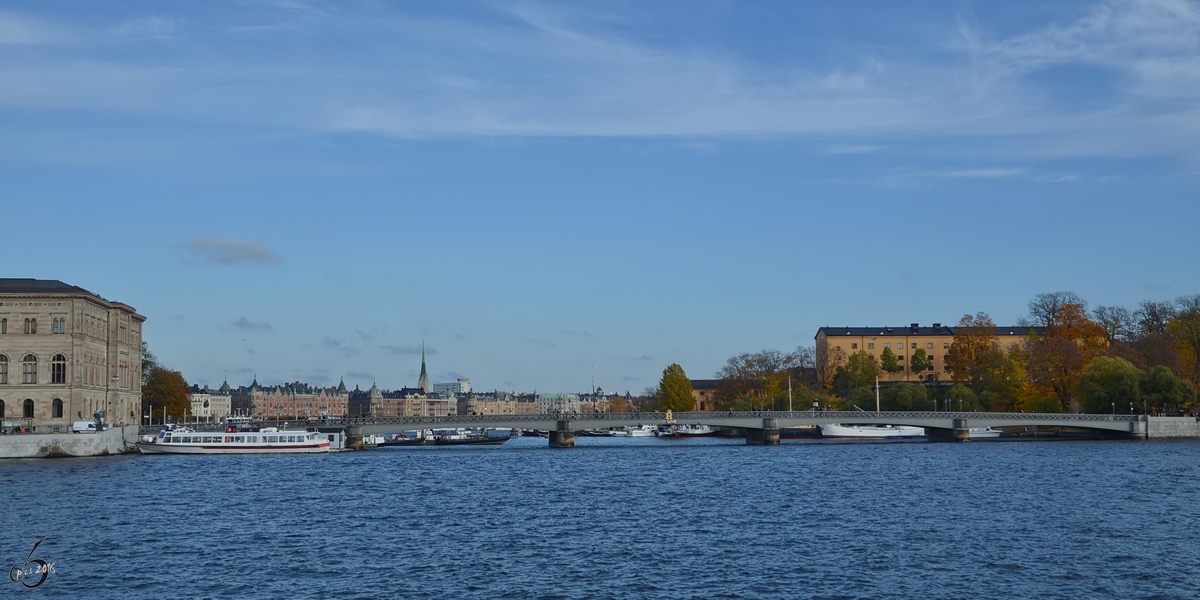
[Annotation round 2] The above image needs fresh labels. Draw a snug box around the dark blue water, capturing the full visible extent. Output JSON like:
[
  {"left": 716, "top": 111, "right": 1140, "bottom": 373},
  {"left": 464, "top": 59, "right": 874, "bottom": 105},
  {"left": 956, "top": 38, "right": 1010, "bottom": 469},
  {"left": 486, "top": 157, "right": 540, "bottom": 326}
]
[{"left": 2, "top": 437, "right": 1198, "bottom": 599}]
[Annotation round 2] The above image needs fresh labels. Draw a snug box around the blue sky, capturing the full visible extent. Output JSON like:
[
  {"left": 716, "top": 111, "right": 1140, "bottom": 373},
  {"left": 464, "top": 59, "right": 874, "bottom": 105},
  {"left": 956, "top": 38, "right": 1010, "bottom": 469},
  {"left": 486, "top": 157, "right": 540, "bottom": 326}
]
[{"left": 4, "top": 0, "right": 1199, "bottom": 394}]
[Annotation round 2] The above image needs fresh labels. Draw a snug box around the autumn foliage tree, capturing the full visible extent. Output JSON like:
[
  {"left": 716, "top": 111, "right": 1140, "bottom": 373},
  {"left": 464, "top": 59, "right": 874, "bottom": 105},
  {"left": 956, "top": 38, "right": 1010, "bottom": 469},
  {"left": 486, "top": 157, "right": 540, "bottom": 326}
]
[
  {"left": 143, "top": 366, "right": 190, "bottom": 422},
  {"left": 1028, "top": 303, "right": 1107, "bottom": 412}
]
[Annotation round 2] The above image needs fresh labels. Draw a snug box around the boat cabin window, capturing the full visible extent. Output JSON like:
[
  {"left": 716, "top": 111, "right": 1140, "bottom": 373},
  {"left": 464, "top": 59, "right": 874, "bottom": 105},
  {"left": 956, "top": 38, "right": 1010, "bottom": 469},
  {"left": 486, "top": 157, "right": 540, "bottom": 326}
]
[
  {"left": 225, "top": 436, "right": 234, "bottom": 443},
  {"left": 163, "top": 436, "right": 172, "bottom": 443}
]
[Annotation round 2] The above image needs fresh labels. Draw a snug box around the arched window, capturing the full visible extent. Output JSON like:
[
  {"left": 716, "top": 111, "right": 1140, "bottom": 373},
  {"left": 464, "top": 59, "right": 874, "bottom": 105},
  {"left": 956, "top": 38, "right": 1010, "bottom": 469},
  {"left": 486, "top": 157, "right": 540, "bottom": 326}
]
[
  {"left": 0, "top": 318, "right": 6, "bottom": 334},
  {"left": 23, "top": 399, "right": 33, "bottom": 419},
  {"left": 0, "top": 355, "right": 7, "bottom": 384},
  {"left": 21, "top": 354, "right": 37, "bottom": 384},
  {"left": 0, "top": 399, "right": 4, "bottom": 418},
  {"left": 51, "top": 354, "right": 66, "bottom": 384},
  {"left": 52, "top": 398, "right": 63, "bottom": 418},
  {"left": 23, "top": 318, "right": 36, "bottom": 335}
]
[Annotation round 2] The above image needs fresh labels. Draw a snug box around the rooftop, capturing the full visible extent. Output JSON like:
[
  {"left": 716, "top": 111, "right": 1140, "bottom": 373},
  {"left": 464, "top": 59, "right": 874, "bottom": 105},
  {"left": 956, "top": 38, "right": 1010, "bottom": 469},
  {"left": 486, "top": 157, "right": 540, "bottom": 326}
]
[{"left": 0, "top": 278, "right": 98, "bottom": 296}]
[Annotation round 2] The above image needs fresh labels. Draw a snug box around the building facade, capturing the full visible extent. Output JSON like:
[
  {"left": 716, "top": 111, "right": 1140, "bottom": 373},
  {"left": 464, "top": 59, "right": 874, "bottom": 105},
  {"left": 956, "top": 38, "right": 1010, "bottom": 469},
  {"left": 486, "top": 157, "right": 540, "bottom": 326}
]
[
  {"left": 188, "top": 381, "right": 233, "bottom": 420},
  {"left": 816, "top": 323, "right": 1045, "bottom": 383},
  {"left": 0, "top": 279, "right": 145, "bottom": 432},
  {"left": 230, "top": 379, "right": 349, "bottom": 419}
]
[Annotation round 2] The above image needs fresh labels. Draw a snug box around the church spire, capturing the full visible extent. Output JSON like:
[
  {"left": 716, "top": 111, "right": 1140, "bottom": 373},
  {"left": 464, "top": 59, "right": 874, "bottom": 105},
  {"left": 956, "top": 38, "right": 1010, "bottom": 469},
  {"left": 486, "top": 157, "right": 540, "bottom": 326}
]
[{"left": 418, "top": 342, "right": 429, "bottom": 393}]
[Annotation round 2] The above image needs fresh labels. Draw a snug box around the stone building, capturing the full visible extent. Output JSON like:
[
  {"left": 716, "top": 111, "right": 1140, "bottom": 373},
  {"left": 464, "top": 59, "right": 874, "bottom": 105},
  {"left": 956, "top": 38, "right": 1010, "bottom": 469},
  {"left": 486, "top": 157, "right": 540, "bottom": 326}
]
[
  {"left": 188, "top": 380, "right": 232, "bottom": 420},
  {"left": 816, "top": 323, "right": 1046, "bottom": 383},
  {"left": 230, "top": 378, "right": 349, "bottom": 418},
  {"left": 0, "top": 279, "right": 145, "bottom": 432}
]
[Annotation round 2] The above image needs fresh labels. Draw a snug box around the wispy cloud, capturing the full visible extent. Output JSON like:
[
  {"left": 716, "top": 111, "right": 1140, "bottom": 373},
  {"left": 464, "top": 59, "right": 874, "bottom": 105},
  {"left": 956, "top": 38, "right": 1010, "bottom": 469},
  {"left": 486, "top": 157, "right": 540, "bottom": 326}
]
[
  {"left": 632, "top": 355, "right": 654, "bottom": 361},
  {"left": 381, "top": 344, "right": 436, "bottom": 355},
  {"left": 0, "top": 12, "right": 63, "bottom": 44},
  {"left": 938, "top": 167, "right": 1027, "bottom": 178},
  {"left": 346, "top": 371, "right": 372, "bottom": 380},
  {"left": 320, "top": 336, "right": 357, "bottom": 357},
  {"left": 180, "top": 236, "right": 283, "bottom": 265},
  {"left": 233, "top": 316, "right": 272, "bottom": 331}
]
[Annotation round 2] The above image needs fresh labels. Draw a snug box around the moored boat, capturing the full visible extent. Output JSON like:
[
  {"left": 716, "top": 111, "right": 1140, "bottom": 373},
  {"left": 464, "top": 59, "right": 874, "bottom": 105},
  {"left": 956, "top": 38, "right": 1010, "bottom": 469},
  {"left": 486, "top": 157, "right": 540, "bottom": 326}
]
[
  {"left": 819, "top": 423, "right": 926, "bottom": 439},
  {"left": 136, "top": 426, "right": 332, "bottom": 454},
  {"left": 656, "top": 424, "right": 722, "bottom": 437},
  {"left": 968, "top": 427, "right": 1003, "bottom": 439}
]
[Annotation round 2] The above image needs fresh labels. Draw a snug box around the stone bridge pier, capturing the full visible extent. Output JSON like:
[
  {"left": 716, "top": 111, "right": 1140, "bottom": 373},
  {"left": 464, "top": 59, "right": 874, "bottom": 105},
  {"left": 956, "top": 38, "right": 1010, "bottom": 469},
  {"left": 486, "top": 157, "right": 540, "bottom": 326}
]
[
  {"left": 745, "top": 418, "right": 780, "bottom": 445},
  {"left": 925, "top": 418, "right": 970, "bottom": 442},
  {"left": 549, "top": 421, "right": 575, "bottom": 448}
]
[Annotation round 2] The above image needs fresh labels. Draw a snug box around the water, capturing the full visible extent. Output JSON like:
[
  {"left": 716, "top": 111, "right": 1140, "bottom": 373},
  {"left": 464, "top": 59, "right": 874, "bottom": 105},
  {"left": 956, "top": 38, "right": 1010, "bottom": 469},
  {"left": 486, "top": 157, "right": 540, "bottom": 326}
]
[{"left": 2, "top": 436, "right": 1198, "bottom": 599}]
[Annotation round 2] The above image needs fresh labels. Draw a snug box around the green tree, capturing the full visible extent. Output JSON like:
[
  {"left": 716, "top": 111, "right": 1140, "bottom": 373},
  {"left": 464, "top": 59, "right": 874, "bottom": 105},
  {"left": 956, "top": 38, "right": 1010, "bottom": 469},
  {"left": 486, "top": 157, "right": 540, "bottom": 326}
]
[
  {"left": 658, "top": 364, "right": 695, "bottom": 412},
  {"left": 142, "top": 366, "right": 190, "bottom": 421},
  {"left": 945, "top": 383, "right": 982, "bottom": 412},
  {"left": 1075, "top": 356, "right": 1143, "bottom": 414},
  {"left": 910, "top": 348, "right": 932, "bottom": 375},
  {"left": 831, "top": 350, "right": 880, "bottom": 396},
  {"left": 880, "top": 347, "right": 902, "bottom": 376},
  {"left": 1140, "top": 365, "right": 1197, "bottom": 413},
  {"left": 880, "top": 383, "right": 932, "bottom": 411}
]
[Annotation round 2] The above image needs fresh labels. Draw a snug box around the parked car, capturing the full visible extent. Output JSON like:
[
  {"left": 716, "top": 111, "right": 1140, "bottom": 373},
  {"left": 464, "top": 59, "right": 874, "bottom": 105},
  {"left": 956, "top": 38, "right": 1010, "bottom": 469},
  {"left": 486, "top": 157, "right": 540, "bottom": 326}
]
[{"left": 71, "top": 421, "right": 97, "bottom": 434}]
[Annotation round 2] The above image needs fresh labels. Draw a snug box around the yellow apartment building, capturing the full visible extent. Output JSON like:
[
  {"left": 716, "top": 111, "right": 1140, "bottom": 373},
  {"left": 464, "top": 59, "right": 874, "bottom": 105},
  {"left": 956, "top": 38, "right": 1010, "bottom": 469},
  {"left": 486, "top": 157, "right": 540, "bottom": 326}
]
[{"left": 815, "top": 323, "right": 1045, "bottom": 383}]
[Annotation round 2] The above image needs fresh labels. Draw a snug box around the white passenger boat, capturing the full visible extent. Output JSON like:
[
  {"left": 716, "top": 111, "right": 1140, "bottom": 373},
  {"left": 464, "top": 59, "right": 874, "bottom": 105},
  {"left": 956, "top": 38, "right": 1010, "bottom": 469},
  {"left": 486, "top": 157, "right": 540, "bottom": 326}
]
[
  {"left": 819, "top": 423, "right": 927, "bottom": 439},
  {"left": 656, "top": 424, "right": 722, "bottom": 437},
  {"left": 136, "top": 426, "right": 332, "bottom": 454},
  {"left": 969, "top": 427, "right": 1003, "bottom": 439},
  {"left": 625, "top": 424, "right": 659, "bottom": 437}
]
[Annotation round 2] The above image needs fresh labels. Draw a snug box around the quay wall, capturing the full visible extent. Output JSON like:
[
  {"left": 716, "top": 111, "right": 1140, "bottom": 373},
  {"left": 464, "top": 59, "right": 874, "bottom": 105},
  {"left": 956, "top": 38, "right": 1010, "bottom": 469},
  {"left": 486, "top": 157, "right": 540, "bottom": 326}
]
[
  {"left": 0, "top": 425, "right": 140, "bottom": 459},
  {"left": 1146, "top": 417, "right": 1200, "bottom": 439}
]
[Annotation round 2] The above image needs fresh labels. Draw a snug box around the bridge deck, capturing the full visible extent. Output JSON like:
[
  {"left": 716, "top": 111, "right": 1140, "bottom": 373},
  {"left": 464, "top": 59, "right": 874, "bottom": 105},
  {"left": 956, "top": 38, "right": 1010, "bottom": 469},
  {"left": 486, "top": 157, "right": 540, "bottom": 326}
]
[{"left": 141, "top": 411, "right": 1146, "bottom": 436}]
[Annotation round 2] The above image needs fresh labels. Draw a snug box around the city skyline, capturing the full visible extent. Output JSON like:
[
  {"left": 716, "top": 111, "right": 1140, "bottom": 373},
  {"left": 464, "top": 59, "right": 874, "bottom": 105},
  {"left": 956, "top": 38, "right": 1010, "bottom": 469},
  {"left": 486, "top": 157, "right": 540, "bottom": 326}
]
[{"left": 5, "top": 0, "right": 1199, "bottom": 393}]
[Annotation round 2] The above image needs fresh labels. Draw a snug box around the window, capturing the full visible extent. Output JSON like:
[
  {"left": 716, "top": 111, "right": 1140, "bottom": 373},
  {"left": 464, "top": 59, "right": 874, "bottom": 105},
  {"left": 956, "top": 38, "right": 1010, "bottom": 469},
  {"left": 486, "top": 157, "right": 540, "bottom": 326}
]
[
  {"left": 0, "top": 399, "right": 4, "bottom": 417},
  {"left": 52, "top": 398, "right": 63, "bottom": 418},
  {"left": 52, "top": 318, "right": 66, "bottom": 334},
  {"left": 835, "top": 346, "right": 841, "bottom": 351},
  {"left": 927, "top": 343, "right": 934, "bottom": 349},
  {"left": 943, "top": 343, "right": 950, "bottom": 349},
  {"left": 884, "top": 343, "right": 890, "bottom": 348},
  {"left": 944, "top": 365, "right": 950, "bottom": 371},
  {"left": 851, "top": 343, "right": 858, "bottom": 349},
  {"left": 24, "top": 318, "right": 36, "bottom": 334},
  {"left": 51, "top": 354, "right": 66, "bottom": 384},
  {"left": 23, "top": 399, "right": 33, "bottom": 418},
  {"left": 0, "top": 318, "right": 5, "bottom": 334},
  {"left": 867, "top": 343, "right": 874, "bottom": 349},
  {"left": 0, "top": 355, "right": 7, "bottom": 384},
  {"left": 1008, "top": 343, "right": 1014, "bottom": 349},
  {"left": 21, "top": 354, "right": 37, "bottom": 384},
  {"left": 898, "top": 343, "right": 904, "bottom": 349},
  {"left": 899, "top": 355, "right": 905, "bottom": 361}
]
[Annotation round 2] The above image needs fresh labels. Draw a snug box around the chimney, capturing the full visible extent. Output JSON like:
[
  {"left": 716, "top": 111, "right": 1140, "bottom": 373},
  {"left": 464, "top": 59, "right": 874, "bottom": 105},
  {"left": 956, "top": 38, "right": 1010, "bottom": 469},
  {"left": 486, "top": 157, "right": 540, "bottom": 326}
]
[{"left": 911, "top": 323, "right": 919, "bottom": 333}]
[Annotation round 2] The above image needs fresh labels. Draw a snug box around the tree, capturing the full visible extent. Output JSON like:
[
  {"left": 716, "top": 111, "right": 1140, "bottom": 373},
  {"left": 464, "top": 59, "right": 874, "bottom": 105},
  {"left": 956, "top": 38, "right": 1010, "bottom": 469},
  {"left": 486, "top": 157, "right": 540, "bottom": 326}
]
[
  {"left": 141, "top": 341, "right": 159, "bottom": 386},
  {"left": 637, "top": 386, "right": 660, "bottom": 412},
  {"left": 879, "top": 347, "right": 902, "bottom": 376},
  {"left": 1075, "top": 356, "right": 1143, "bottom": 414},
  {"left": 945, "top": 383, "right": 982, "bottom": 412},
  {"left": 143, "top": 366, "right": 190, "bottom": 421},
  {"left": 947, "top": 312, "right": 998, "bottom": 390},
  {"left": 880, "top": 383, "right": 931, "bottom": 411},
  {"left": 1140, "top": 365, "right": 1197, "bottom": 413},
  {"left": 609, "top": 394, "right": 628, "bottom": 413},
  {"left": 658, "top": 364, "right": 695, "bottom": 412},
  {"left": 1136, "top": 300, "right": 1176, "bottom": 337},
  {"left": 1028, "top": 303, "right": 1107, "bottom": 412},
  {"left": 716, "top": 349, "right": 797, "bottom": 410},
  {"left": 814, "top": 338, "right": 838, "bottom": 389},
  {"left": 1168, "top": 294, "right": 1200, "bottom": 386},
  {"left": 1025, "top": 291, "right": 1086, "bottom": 328},
  {"left": 1092, "top": 306, "right": 1135, "bottom": 344},
  {"left": 831, "top": 350, "right": 879, "bottom": 396},
  {"left": 910, "top": 348, "right": 932, "bottom": 375}
]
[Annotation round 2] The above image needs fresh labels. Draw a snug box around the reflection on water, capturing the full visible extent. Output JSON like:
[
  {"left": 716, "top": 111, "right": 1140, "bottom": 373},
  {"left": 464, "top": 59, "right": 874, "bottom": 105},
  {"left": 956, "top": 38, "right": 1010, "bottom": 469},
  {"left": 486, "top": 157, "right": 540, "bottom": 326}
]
[{"left": 2, "top": 437, "right": 1198, "bottom": 598}]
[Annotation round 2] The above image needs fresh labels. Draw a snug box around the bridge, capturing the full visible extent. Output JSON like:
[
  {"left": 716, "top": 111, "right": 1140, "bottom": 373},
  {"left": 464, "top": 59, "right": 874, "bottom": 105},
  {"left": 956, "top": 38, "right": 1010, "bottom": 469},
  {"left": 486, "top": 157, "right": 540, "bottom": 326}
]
[{"left": 142, "top": 411, "right": 1148, "bottom": 446}]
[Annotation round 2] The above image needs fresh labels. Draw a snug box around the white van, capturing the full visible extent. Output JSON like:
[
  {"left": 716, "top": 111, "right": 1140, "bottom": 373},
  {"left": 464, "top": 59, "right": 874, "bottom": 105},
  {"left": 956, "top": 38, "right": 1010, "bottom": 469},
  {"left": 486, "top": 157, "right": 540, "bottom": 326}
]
[{"left": 71, "top": 421, "right": 97, "bottom": 434}]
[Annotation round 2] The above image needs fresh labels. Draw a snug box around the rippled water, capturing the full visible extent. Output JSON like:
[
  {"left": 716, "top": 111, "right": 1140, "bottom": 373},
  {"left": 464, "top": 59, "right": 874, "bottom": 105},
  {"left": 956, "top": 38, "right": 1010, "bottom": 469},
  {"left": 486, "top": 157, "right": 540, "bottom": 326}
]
[{"left": 2, "top": 436, "right": 1198, "bottom": 599}]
